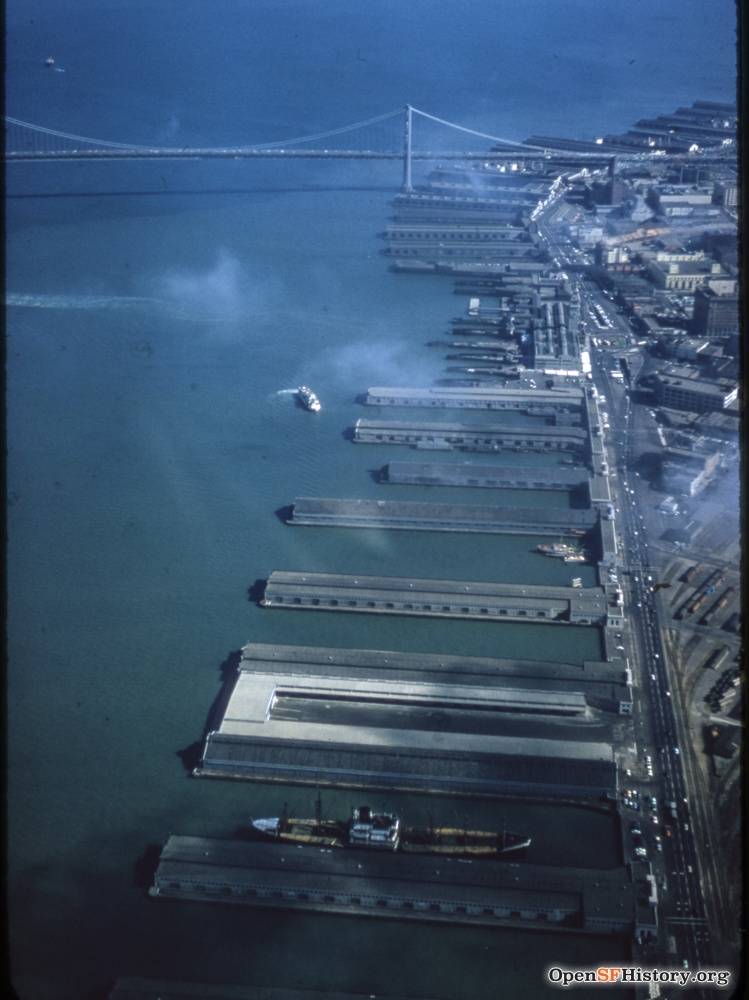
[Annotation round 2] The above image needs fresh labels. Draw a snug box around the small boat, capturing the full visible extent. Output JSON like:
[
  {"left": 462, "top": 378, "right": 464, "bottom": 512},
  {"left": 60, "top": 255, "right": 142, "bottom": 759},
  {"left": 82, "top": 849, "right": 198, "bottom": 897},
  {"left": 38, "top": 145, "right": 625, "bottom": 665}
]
[
  {"left": 45, "top": 57, "right": 56, "bottom": 67},
  {"left": 537, "top": 541, "right": 581, "bottom": 559},
  {"left": 563, "top": 552, "right": 587, "bottom": 564},
  {"left": 297, "top": 385, "right": 321, "bottom": 412}
]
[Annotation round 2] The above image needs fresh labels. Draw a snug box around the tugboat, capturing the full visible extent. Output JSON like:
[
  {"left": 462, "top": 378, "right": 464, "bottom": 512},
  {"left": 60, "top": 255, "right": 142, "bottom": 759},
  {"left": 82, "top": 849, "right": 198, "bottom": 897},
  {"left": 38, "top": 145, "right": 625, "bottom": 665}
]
[
  {"left": 250, "top": 803, "right": 531, "bottom": 858},
  {"left": 297, "top": 385, "right": 321, "bottom": 412},
  {"left": 537, "top": 541, "right": 583, "bottom": 560}
]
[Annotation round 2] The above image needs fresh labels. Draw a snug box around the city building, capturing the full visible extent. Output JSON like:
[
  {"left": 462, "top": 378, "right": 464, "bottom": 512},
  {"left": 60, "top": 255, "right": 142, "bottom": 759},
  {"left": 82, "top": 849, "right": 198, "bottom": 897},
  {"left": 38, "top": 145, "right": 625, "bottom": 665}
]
[
  {"left": 714, "top": 182, "right": 738, "bottom": 207},
  {"left": 651, "top": 367, "right": 738, "bottom": 412},
  {"left": 646, "top": 256, "right": 728, "bottom": 293},
  {"left": 692, "top": 286, "right": 739, "bottom": 337}
]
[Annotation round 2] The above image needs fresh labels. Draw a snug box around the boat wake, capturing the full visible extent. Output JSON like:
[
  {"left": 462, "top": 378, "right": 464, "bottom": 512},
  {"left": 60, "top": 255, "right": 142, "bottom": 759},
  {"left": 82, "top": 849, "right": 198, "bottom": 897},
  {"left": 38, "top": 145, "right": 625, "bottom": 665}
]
[
  {"left": 5, "top": 291, "right": 257, "bottom": 324},
  {"left": 6, "top": 292, "right": 164, "bottom": 312},
  {"left": 275, "top": 388, "right": 298, "bottom": 396}
]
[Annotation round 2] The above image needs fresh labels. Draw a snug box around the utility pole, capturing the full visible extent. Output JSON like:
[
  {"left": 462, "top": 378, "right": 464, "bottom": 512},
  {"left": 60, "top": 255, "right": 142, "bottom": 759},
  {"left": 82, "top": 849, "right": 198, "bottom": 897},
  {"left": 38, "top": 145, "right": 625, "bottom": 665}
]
[{"left": 402, "top": 103, "right": 413, "bottom": 194}]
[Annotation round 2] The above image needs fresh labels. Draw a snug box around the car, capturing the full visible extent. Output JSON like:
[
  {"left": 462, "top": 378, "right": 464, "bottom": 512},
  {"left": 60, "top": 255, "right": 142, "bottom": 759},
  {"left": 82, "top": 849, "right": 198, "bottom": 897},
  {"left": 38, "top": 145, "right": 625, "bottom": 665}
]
[
  {"left": 665, "top": 690, "right": 671, "bottom": 697},
  {"left": 651, "top": 673, "right": 657, "bottom": 681},
  {"left": 630, "top": 823, "right": 642, "bottom": 834},
  {"left": 673, "top": 747, "right": 680, "bottom": 755}
]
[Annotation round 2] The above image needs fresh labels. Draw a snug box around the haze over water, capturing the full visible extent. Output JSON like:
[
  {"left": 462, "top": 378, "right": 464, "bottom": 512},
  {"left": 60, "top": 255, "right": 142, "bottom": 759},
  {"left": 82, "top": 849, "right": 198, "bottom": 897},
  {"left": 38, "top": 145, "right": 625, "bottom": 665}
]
[{"left": 6, "top": 2, "right": 736, "bottom": 998}]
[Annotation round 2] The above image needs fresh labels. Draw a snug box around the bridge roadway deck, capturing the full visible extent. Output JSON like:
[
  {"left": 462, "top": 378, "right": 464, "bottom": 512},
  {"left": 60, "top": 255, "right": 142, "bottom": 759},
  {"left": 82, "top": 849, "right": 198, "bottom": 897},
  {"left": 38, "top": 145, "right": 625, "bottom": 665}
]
[
  {"left": 382, "top": 461, "right": 588, "bottom": 491},
  {"left": 150, "top": 837, "right": 642, "bottom": 935},
  {"left": 4, "top": 148, "right": 598, "bottom": 162},
  {"left": 288, "top": 496, "right": 596, "bottom": 535},
  {"left": 260, "top": 570, "right": 608, "bottom": 625}
]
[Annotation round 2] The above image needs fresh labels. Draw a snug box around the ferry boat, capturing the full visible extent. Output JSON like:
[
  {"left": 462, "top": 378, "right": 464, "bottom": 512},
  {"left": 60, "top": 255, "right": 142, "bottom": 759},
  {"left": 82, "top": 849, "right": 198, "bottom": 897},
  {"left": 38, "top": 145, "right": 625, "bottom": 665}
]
[
  {"left": 250, "top": 804, "right": 530, "bottom": 858},
  {"left": 297, "top": 385, "right": 321, "bottom": 412}
]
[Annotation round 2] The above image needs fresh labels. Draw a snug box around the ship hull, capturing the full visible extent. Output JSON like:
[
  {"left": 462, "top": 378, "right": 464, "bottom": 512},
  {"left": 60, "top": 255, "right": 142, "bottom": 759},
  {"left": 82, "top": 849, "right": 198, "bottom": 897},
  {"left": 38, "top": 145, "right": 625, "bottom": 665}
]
[{"left": 251, "top": 818, "right": 531, "bottom": 858}]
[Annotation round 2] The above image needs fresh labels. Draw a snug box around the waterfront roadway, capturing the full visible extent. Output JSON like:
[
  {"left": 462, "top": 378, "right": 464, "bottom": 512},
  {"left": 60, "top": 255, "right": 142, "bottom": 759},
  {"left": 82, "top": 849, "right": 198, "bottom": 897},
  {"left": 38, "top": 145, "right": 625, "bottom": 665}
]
[
  {"left": 590, "top": 347, "right": 718, "bottom": 983},
  {"left": 536, "top": 200, "right": 727, "bottom": 985}
]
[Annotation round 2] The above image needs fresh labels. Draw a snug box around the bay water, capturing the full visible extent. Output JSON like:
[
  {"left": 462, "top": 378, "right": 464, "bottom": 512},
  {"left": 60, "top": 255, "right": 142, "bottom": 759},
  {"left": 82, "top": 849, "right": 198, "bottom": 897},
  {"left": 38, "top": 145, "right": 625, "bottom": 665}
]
[{"left": 6, "top": 2, "right": 735, "bottom": 997}]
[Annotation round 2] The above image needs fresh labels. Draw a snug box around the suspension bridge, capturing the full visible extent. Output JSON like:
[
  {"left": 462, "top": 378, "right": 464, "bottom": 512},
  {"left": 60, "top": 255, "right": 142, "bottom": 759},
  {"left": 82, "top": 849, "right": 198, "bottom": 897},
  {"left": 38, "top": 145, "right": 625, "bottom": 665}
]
[
  {"left": 5, "top": 103, "right": 722, "bottom": 194},
  {"left": 4, "top": 104, "right": 629, "bottom": 189}
]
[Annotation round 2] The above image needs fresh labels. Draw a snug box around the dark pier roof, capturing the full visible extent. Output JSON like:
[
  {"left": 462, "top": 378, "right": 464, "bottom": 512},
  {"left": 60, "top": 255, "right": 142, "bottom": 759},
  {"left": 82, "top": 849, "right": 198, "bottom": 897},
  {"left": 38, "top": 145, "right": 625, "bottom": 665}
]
[{"left": 288, "top": 496, "right": 596, "bottom": 535}]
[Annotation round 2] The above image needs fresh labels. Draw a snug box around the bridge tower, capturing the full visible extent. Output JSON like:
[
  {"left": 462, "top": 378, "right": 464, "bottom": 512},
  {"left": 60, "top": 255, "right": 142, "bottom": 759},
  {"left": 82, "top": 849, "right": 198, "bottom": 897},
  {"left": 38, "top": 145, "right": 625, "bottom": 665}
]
[{"left": 402, "top": 104, "right": 413, "bottom": 194}]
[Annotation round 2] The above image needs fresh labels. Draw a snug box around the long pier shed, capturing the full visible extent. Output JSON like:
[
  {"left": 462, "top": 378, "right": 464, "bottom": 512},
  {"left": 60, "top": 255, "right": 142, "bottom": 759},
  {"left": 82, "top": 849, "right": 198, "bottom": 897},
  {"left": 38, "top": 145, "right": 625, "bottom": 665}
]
[
  {"left": 236, "top": 643, "right": 632, "bottom": 715},
  {"left": 150, "top": 837, "right": 653, "bottom": 937},
  {"left": 261, "top": 570, "right": 609, "bottom": 625},
  {"left": 364, "top": 384, "right": 584, "bottom": 412},
  {"left": 287, "top": 497, "right": 596, "bottom": 535},
  {"left": 381, "top": 461, "right": 589, "bottom": 492},
  {"left": 353, "top": 418, "right": 588, "bottom": 455}
]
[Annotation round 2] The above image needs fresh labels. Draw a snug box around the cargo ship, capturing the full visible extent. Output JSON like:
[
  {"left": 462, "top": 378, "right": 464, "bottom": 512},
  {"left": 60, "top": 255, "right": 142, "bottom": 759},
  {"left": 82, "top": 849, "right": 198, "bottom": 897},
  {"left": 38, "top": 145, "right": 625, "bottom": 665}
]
[
  {"left": 297, "top": 385, "right": 321, "bottom": 412},
  {"left": 251, "top": 805, "right": 531, "bottom": 858}
]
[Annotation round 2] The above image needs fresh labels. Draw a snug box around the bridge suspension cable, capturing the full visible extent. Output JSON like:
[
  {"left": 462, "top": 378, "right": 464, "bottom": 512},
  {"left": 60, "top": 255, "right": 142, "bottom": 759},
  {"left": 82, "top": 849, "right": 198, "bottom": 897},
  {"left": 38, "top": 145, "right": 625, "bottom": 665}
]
[
  {"left": 236, "top": 107, "right": 403, "bottom": 149},
  {"left": 4, "top": 108, "right": 404, "bottom": 153},
  {"left": 410, "top": 106, "right": 604, "bottom": 156},
  {"left": 4, "top": 116, "right": 158, "bottom": 149},
  {"left": 411, "top": 106, "right": 533, "bottom": 149}
]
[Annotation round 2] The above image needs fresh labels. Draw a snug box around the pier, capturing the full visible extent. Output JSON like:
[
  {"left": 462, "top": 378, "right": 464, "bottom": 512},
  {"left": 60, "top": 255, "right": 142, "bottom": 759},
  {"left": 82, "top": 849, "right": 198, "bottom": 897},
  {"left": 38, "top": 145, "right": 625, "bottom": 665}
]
[
  {"left": 233, "top": 642, "right": 632, "bottom": 717},
  {"left": 260, "top": 570, "right": 609, "bottom": 625},
  {"left": 353, "top": 418, "right": 588, "bottom": 455},
  {"left": 363, "top": 384, "right": 584, "bottom": 412},
  {"left": 150, "top": 837, "right": 654, "bottom": 937},
  {"left": 197, "top": 640, "right": 620, "bottom": 797},
  {"left": 381, "top": 461, "right": 588, "bottom": 491},
  {"left": 287, "top": 496, "right": 596, "bottom": 535}
]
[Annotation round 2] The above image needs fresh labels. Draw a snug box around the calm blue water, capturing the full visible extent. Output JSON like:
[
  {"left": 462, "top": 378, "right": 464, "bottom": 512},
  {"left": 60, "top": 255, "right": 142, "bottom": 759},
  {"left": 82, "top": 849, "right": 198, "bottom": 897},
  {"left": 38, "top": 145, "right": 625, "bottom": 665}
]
[{"left": 6, "top": 2, "right": 735, "bottom": 998}]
